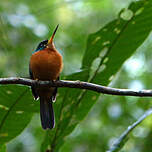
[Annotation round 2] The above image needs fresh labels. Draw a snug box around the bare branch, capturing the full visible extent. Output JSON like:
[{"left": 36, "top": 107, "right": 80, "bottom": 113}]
[
  {"left": 0, "top": 77, "right": 152, "bottom": 97},
  {"left": 107, "top": 108, "right": 152, "bottom": 152}
]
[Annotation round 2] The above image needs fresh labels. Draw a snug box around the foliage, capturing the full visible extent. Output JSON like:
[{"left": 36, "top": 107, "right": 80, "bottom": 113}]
[
  {"left": 0, "top": 144, "right": 6, "bottom": 152},
  {"left": 0, "top": 0, "right": 152, "bottom": 152}
]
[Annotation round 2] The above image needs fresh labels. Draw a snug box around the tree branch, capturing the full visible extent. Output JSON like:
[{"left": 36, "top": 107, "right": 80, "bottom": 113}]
[
  {"left": 107, "top": 108, "right": 152, "bottom": 152},
  {"left": 0, "top": 77, "right": 152, "bottom": 97}
]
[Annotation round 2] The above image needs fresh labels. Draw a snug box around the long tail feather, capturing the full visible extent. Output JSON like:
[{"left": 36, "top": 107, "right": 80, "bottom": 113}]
[{"left": 40, "top": 97, "right": 55, "bottom": 129}]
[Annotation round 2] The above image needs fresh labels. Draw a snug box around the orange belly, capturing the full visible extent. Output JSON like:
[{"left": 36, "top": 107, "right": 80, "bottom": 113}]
[{"left": 30, "top": 48, "right": 63, "bottom": 81}]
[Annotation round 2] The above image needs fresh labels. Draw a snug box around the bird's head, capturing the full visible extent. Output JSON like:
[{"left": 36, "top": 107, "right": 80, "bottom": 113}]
[{"left": 35, "top": 24, "right": 59, "bottom": 52}]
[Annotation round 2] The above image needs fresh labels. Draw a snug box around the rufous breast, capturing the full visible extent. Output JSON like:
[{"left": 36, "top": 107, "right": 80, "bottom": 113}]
[{"left": 30, "top": 48, "right": 63, "bottom": 80}]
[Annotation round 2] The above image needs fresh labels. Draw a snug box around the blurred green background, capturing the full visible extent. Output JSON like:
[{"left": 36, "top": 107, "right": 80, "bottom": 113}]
[{"left": 1, "top": 0, "right": 152, "bottom": 151}]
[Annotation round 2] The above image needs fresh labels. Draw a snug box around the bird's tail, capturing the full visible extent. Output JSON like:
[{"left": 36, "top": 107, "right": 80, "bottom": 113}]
[{"left": 40, "top": 97, "right": 55, "bottom": 129}]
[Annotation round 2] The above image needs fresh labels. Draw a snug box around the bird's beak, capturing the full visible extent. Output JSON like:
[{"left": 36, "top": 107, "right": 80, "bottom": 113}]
[{"left": 47, "top": 24, "right": 59, "bottom": 47}]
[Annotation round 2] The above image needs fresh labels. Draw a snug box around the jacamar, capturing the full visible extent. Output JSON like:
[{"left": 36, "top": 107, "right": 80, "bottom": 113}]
[{"left": 29, "top": 25, "right": 63, "bottom": 129}]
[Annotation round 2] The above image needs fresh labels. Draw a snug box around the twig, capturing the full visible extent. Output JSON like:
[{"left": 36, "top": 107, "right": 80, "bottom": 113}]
[
  {"left": 107, "top": 108, "right": 152, "bottom": 152},
  {"left": 0, "top": 77, "right": 152, "bottom": 97}
]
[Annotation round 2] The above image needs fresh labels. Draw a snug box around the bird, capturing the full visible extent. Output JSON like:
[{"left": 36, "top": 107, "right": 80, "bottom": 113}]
[{"left": 29, "top": 25, "right": 63, "bottom": 129}]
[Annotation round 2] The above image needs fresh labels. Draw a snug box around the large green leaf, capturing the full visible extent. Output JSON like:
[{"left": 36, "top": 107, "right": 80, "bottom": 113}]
[
  {"left": 42, "top": 0, "right": 152, "bottom": 151},
  {"left": 0, "top": 85, "right": 39, "bottom": 144}
]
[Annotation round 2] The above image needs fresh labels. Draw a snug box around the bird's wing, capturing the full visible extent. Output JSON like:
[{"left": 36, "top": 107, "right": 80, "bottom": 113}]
[{"left": 29, "top": 67, "right": 39, "bottom": 100}]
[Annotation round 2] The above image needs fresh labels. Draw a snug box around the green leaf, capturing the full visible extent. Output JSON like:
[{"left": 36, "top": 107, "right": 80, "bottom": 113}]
[
  {"left": 0, "top": 85, "right": 38, "bottom": 144},
  {"left": 43, "top": 0, "right": 152, "bottom": 151},
  {"left": 0, "top": 144, "right": 6, "bottom": 152}
]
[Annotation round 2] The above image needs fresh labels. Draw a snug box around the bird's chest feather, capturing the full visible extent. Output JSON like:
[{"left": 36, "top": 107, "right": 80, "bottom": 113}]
[{"left": 30, "top": 49, "right": 62, "bottom": 80}]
